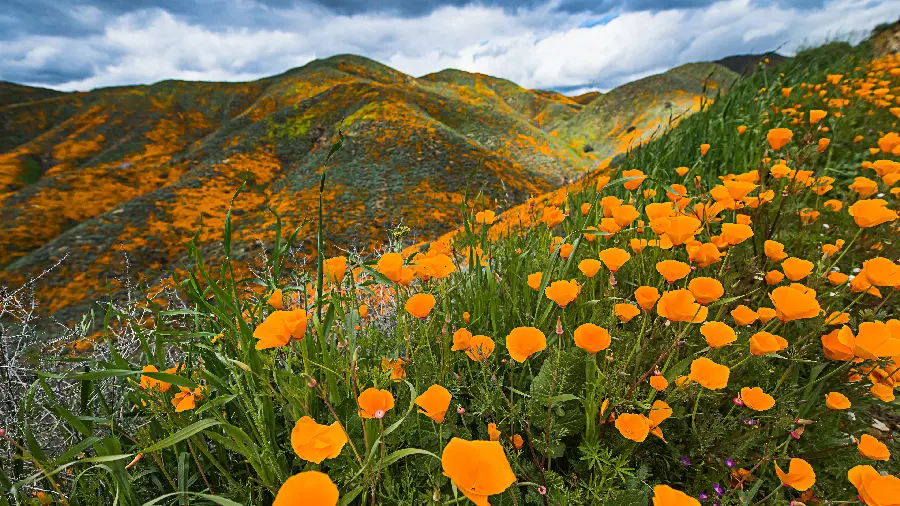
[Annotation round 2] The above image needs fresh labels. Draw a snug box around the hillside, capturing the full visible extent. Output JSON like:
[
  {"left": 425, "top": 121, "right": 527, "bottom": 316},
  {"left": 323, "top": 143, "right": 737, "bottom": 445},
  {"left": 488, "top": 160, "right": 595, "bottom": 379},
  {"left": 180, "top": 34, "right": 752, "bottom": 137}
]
[
  {"left": 549, "top": 62, "right": 740, "bottom": 161},
  {"left": 0, "top": 55, "right": 735, "bottom": 323}
]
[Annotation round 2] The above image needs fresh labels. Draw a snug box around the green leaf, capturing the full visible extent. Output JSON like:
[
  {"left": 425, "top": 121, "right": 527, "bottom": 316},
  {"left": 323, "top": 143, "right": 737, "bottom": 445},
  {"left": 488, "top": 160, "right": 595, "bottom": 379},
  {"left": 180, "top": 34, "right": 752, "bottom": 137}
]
[
  {"left": 141, "top": 492, "right": 245, "bottom": 506},
  {"left": 141, "top": 419, "right": 222, "bottom": 454},
  {"left": 377, "top": 448, "right": 440, "bottom": 471}
]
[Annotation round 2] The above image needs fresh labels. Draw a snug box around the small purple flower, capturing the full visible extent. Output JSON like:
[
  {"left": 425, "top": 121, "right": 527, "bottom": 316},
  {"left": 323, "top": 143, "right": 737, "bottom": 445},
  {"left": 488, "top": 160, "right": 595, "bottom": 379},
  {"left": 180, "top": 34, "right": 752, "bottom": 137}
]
[
  {"left": 725, "top": 458, "right": 736, "bottom": 469},
  {"left": 699, "top": 492, "right": 709, "bottom": 501},
  {"left": 537, "top": 486, "right": 547, "bottom": 495},
  {"left": 713, "top": 483, "right": 723, "bottom": 496},
  {"left": 680, "top": 457, "right": 691, "bottom": 467}
]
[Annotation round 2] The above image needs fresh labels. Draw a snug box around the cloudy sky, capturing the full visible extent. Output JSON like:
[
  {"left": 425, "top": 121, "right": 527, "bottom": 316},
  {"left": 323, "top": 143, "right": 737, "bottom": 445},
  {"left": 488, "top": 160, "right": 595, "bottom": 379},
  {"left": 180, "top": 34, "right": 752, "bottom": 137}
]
[{"left": 1, "top": 0, "right": 897, "bottom": 95}]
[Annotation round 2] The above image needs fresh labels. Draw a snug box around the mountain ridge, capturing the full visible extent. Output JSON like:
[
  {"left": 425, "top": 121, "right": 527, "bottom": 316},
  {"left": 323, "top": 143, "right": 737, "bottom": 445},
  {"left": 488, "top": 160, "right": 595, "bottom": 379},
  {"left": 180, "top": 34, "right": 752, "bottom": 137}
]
[{"left": 0, "top": 53, "right": 744, "bottom": 323}]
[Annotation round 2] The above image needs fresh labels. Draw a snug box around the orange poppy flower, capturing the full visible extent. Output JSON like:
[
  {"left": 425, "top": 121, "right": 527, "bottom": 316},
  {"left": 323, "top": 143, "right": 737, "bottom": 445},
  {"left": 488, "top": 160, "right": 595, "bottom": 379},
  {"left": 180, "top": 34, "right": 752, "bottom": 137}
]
[
  {"left": 809, "top": 109, "right": 827, "bottom": 124},
  {"left": 657, "top": 290, "right": 708, "bottom": 323},
  {"left": 656, "top": 260, "right": 691, "bottom": 283},
  {"left": 452, "top": 328, "right": 473, "bottom": 351},
  {"left": 688, "top": 277, "right": 724, "bottom": 305},
  {"left": 769, "top": 285, "right": 820, "bottom": 322},
  {"left": 775, "top": 458, "right": 816, "bottom": 491},
  {"left": 737, "top": 125, "right": 747, "bottom": 134},
  {"left": 527, "top": 272, "right": 543, "bottom": 290},
  {"left": 406, "top": 293, "right": 436, "bottom": 319},
  {"left": 466, "top": 335, "right": 496, "bottom": 361},
  {"left": 871, "top": 383, "right": 895, "bottom": 402},
  {"left": 721, "top": 223, "right": 754, "bottom": 245},
  {"left": 542, "top": 206, "right": 566, "bottom": 227},
  {"left": 573, "top": 323, "right": 611, "bottom": 354},
  {"left": 487, "top": 423, "right": 501, "bottom": 441},
  {"left": 651, "top": 485, "right": 700, "bottom": 506},
  {"left": 749, "top": 331, "right": 789, "bottom": 356},
  {"left": 739, "top": 387, "right": 775, "bottom": 411},
  {"left": 686, "top": 242, "right": 723, "bottom": 268},
  {"left": 850, "top": 274, "right": 882, "bottom": 298},
  {"left": 858, "top": 434, "right": 890, "bottom": 461},
  {"left": 442, "top": 438, "right": 516, "bottom": 506},
  {"left": 647, "top": 400, "right": 672, "bottom": 442},
  {"left": 599, "top": 248, "right": 631, "bottom": 272},
  {"left": 615, "top": 303, "right": 641, "bottom": 323},
  {"left": 665, "top": 216, "right": 702, "bottom": 245},
  {"left": 817, "top": 138, "right": 830, "bottom": 152},
  {"left": 731, "top": 305, "right": 758, "bottom": 326},
  {"left": 599, "top": 217, "right": 622, "bottom": 236},
  {"left": 821, "top": 240, "right": 844, "bottom": 257},
  {"left": 764, "top": 240, "right": 788, "bottom": 262},
  {"left": 172, "top": 387, "right": 202, "bottom": 412},
  {"left": 254, "top": 308, "right": 308, "bottom": 350},
  {"left": 821, "top": 327, "right": 855, "bottom": 361},
  {"left": 676, "top": 166, "right": 690, "bottom": 176},
  {"left": 414, "top": 253, "right": 456, "bottom": 279},
  {"left": 635, "top": 286, "right": 661, "bottom": 311},
  {"left": 700, "top": 143, "right": 710, "bottom": 155},
  {"left": 766, "top": 128, "right": 793, "bottom": 150},
  {"left": 273, "top": 471, "right": 339, "bottom": 506},
  {"left": 583, "top": 226, "right": 599, "bottom": 242},
  {"left": 823, "top": 199, "right": 842, "bottom": 211},
  {"left": 475, "top": 210, "right": 497, "bottom": 225},
  {"left": 650, "top": 375, "right": 669, "bottom": 391},
  {"left": 267, "top": 289, "right": 284, "bottom": 310},
  {"left": 291, "top": 417, "right": 348, "bottom": 463},
  {"left": 854, "top": 321, "right": 900, "bottom": 359},
  {"left": 545, "top": 280, "right": 580, "bottom": 308},
  {"left": 510, "top": 434, "right": 524, "bottom": 450},
  {"left": 506, "top": 327, "right": 547, "bottom": 362},
  {"left": 612, "top": 205, "right": 640, "bottom": 228},
  {"left": 377, "top": 252, "right": 405, "bottom": 282},
  {"left": 578, "top": 259, "right": 602, "bottom": 278},
  {"left": 700, "top": 321, "right": 736, "bottom": 348},
  {"left": 357, "top": 388, "right": 395, "bottom": 419},
  {"left": 324, "top": 256, "right": 348, "bottom": 284},
  {"left": 848, "top": 465, "right": 900, "bottom": 506},
  {"left": 825, "top": 312, "right": 850, "bottom": 325},
  {"left": 827, "top": 271, "right": 849, "bottom": 285},
  {"left": 140, "top": 365, "right": 174, "bottom": 392},
  {"left": 381, "top": 358, "right": 407, "bottom": 382},
  {"left": 862, "top": 257, "right": 900, "bottom": 286},
  {"left": 414, "top": 385, "right": 452, "bottom": 423},
  {"left": 765, "top": 270, "right": 785, "bottom": 285},
  {"left": 359, "top": 304, "right": 369, "bottom": 319},
  {"left": 850, "top": 177, "right": 879, "bottom": 198},
  {"left": 848, "top": 199, "right": 899, "bottom": 228},
  {"left": 723, "top": 180, "right": 758, "bottom": 200},
  {"left": 689, "top": 357, "right": 730, "bottom": 390},
  {"left": 615, "top": 413, "right": 651, "bottom": 442},
  {"left": 825, "top": 392, "right": 851, "bottom": 409},
  {"left": 622, "top": 169, "right": 647, "bottom": 190},
  {"left": 757, "top": 307, "right": 777, "bottom": 323},
  {"left": 781, "top": 257, "right": 814, "bottom": 281}
]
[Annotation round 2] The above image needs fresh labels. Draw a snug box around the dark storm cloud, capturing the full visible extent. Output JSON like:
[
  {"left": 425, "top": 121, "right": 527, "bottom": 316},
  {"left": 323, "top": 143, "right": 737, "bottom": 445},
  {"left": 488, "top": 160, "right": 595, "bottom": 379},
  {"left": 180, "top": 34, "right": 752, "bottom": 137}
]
[
  {"left": 1, "top": 0, "right": 896, "bottom": 91},
  {"left": 0, "top": 0, "right": 834, "bottom": 42}
]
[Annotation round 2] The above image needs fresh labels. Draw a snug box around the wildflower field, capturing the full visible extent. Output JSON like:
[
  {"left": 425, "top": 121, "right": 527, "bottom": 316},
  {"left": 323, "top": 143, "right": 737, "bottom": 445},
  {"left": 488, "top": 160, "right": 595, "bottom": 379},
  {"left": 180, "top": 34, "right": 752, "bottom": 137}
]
[{"left": 3, "top": 38, "right": 900, "bottom": 506}]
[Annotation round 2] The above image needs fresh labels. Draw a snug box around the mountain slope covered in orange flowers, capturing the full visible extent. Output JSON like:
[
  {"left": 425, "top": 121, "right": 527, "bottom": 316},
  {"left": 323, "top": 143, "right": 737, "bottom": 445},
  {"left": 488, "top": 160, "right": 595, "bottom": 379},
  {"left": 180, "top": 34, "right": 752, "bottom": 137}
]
[{"left": 0, "top": 54, "right": 738, "bottom": 322}]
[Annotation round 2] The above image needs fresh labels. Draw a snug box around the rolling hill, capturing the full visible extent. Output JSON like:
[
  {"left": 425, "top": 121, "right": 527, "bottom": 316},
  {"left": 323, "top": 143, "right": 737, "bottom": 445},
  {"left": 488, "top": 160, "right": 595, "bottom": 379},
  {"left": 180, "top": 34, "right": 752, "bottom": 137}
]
[{"left": 0, "top": 54, "right": 739, "bottom": 323}]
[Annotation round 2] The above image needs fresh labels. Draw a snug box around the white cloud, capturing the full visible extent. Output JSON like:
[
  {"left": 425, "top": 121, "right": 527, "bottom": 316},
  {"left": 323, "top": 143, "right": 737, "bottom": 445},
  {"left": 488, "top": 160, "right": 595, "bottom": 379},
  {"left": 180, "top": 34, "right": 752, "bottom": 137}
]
[{"left": 1, "top": 0, "right": 898, "bottom": 93}]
